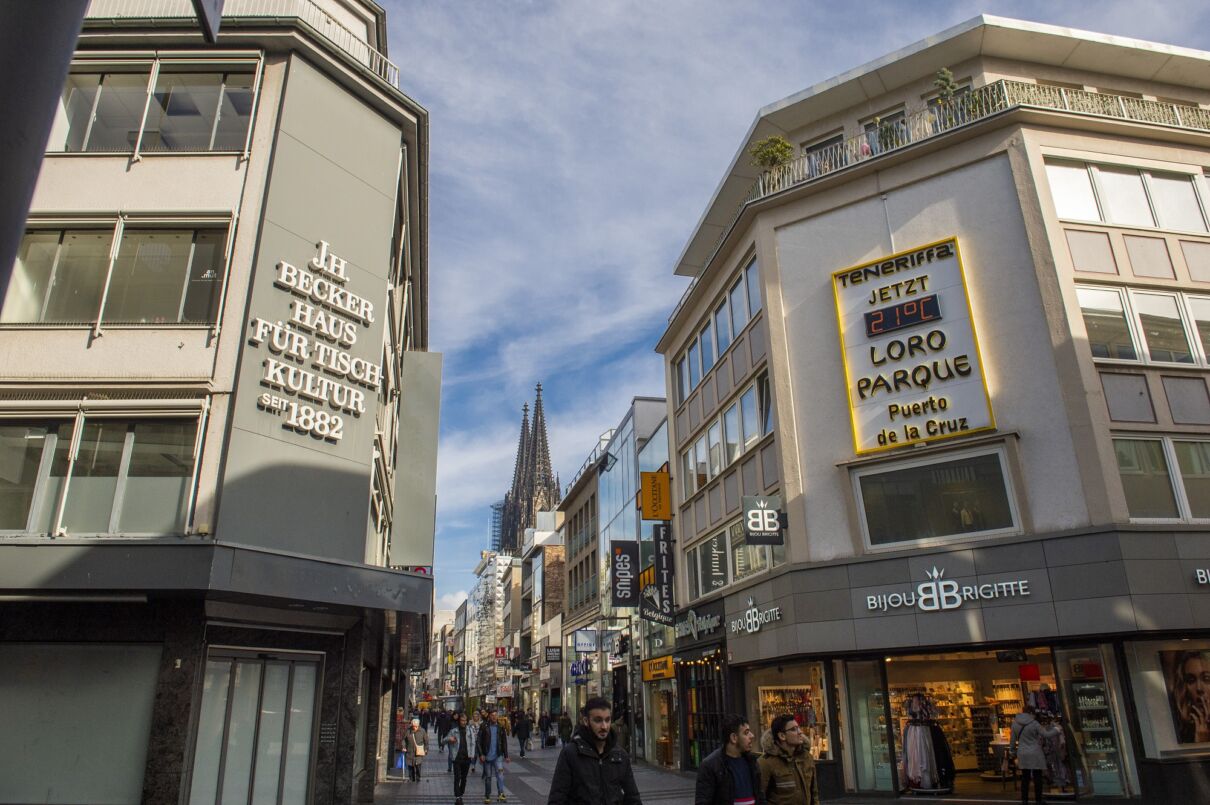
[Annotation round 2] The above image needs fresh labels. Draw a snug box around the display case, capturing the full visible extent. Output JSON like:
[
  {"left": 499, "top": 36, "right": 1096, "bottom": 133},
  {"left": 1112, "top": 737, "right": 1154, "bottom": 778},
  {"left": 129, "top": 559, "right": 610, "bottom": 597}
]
[
  {"left": 867, "top": 691, "right": 894, "bottom": 790},
  {"left": 758, "top": 684, "right": 829, "bottom": 759}
]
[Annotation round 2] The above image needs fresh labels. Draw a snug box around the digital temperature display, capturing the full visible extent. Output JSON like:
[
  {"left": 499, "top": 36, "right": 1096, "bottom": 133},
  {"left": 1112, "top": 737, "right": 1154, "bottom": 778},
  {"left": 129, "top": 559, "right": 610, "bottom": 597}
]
[{"left": 864, "top": 294, "right": 942, "bottom": 337}]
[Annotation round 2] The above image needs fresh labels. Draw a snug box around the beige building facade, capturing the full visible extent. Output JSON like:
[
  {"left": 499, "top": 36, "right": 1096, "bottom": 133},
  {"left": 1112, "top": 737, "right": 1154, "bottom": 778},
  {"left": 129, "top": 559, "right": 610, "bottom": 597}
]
[{"left": 657, "top": 16, "right": 1210, "bottom": 802}]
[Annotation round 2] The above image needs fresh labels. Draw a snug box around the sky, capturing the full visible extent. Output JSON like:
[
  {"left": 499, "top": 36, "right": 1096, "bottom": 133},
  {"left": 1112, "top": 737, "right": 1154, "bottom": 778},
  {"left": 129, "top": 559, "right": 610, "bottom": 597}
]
[{"left": 380, "top": 0, "right": 1210, "bottom": 610}]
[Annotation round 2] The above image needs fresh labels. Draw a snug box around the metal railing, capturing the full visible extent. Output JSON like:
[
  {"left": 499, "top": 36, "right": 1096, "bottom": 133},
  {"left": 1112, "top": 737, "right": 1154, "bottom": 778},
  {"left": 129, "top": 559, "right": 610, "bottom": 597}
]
[
  {"left": 671, "top": 79, "right": 1210, "bottom": 322},
  {"left": 85, "top": 0, "right": 400, "bottom": 88}
]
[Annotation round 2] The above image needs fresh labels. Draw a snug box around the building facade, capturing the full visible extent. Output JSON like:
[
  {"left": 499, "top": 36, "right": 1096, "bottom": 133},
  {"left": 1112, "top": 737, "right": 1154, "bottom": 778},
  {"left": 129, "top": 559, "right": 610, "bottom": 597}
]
[
  {"left": 519, "top": 513, "right": 565, "bottom": 715},
  {"left": 0, "top": 3, "right": 438, "bottom": 804},
  {"left": 657, "top": 16, "right": 1210, "bottom": 802}
]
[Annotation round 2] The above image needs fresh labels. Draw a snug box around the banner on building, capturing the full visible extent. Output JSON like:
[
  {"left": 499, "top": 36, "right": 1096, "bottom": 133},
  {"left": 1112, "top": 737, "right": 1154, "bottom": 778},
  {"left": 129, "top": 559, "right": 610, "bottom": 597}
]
[
  {"left": 742, "top": 495, "right": 785, "bottom": 545},
  {"left": 610, "top": 540, "right": 640, "bottom": 607},
  {"left": 640, "top": 471, "right": 672, "bottom": 520},
  {"left": 640, "top": 522, "right": 674, "bottom": 625},
  {"left": 545, "top": 646, "right": 562, "bottom": 664}
]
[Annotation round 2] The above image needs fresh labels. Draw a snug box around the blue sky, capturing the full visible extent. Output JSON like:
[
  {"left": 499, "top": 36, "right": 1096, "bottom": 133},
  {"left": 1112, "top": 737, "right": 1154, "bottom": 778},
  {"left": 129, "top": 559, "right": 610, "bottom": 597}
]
[{"left": 380, "top": 0, "right": 1210, "bottom": 610}]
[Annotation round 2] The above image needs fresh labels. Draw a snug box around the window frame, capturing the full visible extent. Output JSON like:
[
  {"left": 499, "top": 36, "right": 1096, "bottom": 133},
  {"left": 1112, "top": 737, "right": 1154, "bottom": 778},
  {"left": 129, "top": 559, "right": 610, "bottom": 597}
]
[
  {"left": 1076, "top": 284, "right": 1210, "bottom": 368},
  {"left": 0, "top": 403, "right": 206, "bottom": 538},
  {"left": 1045, "top": 159, "right": 1210, "bottom": 235},
  {"left": 851, "top": 443, "right": 1022, "bottom": 553},
  {"left": 685, "top": 518, "right": 778, "bottom": 602},
  {"left": 1113, "top": 435, "right": 1210, "bottom": 523},
  {"left": 674, "top": 256, "right": 761, "bottom": 408}
]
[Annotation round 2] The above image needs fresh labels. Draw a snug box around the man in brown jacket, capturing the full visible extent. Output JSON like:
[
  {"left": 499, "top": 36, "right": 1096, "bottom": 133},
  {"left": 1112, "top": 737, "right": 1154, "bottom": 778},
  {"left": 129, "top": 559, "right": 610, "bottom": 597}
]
[{"left": 757, "top": 715, "right": 820, "bottom": 805}]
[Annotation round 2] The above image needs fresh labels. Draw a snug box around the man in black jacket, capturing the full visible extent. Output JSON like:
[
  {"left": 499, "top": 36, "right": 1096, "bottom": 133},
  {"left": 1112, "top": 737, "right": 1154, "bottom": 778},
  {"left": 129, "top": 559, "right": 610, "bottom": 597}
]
[
  {"left": 695, "top": 714, "right": 765, "bottom": 805},
  {"left": 548, "top": 697, "right": 642, "bottom": 805}
]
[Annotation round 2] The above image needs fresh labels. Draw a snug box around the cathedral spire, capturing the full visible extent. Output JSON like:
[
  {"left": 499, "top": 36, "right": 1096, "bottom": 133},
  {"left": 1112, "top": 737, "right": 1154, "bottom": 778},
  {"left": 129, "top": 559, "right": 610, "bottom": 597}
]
[{"left": 498, "top": 383, "right": 561, "bottom": 553}]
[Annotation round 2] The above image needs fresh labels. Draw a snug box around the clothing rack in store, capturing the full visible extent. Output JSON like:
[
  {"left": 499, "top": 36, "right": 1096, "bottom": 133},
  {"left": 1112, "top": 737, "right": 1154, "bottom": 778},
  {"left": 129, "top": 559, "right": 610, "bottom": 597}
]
[{"left": 900, "top": 693, "right": 956, "bottom": 796}]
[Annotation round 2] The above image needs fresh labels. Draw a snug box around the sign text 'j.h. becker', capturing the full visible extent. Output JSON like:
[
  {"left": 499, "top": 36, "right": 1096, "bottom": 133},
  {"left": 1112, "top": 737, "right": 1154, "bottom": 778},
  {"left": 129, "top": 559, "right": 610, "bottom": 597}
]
[{"left": 248, "top": 241, "right": 383, "bottom": 444}]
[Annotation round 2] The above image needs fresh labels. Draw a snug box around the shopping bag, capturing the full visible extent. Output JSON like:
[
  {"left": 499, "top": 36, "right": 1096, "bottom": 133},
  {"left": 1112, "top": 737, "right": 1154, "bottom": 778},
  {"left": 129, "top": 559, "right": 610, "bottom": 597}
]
[{"left": 416, "top": 744, "right": 427, "bottom": 757}]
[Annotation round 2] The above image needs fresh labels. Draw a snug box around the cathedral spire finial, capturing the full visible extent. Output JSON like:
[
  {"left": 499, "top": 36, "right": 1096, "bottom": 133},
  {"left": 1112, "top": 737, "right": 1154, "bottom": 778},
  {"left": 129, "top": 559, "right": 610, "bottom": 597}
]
[{"left": 498, "top": 382, "right": 561, "bottom": 553}]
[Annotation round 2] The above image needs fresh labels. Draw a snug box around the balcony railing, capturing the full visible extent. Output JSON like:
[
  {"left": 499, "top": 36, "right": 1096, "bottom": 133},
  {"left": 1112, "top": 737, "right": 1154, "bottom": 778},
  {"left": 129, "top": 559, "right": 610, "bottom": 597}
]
[
  {"left": 85, "top": 0, "right": 400, "bottom": 88},
  {"left": 672, "top": 79, "right": 1210, "bottom": 322}
]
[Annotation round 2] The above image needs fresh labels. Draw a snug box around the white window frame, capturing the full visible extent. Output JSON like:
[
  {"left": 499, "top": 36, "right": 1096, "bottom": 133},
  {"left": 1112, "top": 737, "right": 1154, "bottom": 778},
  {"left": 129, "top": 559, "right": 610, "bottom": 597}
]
[
  {"left": 1077, "top": 284, "right": 1210, "bottom": 368},
  {"left": 1114, "top": 435, "right": 1210, "bottom": 523},
  {"left": 685, "top": 517, "right": 778, "bottom": 602},
  {"left": 851, "top": 443, "right": 1022, "bottom": 553},
  {"left": 1045, "top": 159, "right": 1210, "bottom": 235}
]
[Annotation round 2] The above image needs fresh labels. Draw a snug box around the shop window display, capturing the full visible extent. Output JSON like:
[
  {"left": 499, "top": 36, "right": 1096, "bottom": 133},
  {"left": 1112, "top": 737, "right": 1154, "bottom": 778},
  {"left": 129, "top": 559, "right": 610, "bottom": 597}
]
[
  {"left": 1126, "top": 638, "right": 1210, "bottom": 761},
  {"left": 745, "top": 662, "right": 830, "bottom": 760}
]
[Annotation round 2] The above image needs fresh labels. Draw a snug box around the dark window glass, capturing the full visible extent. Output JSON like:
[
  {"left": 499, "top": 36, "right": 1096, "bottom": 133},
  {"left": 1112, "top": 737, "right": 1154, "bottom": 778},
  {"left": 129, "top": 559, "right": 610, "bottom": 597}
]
[{"left": 1114, "top": 439, "right": 1179, "bottom": 519}]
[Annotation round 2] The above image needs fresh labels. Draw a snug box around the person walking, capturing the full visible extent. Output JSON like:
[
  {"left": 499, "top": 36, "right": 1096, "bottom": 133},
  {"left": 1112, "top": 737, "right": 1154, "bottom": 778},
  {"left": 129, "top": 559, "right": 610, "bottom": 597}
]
[
  {"left": 695, "top": 714, "right": 764, "bottom": 805},
  {"left": 448, "top": 712, "right": 474, "bottom": 805},
  {"left": 758, "top": 715, "right": 820, "bottom": 805},
  {"left": 514, "top": 711, "right": 531, "bottom": 757},
  {"left": 539, "top": 712, "right": 552, "bottom": 748},
  {"left": 1011, "top": 705, "right": 1058, "bottom": 805},
  {"left": 557, "top": 711, "right": 573, "bottom": 746},
  {"left": 547, "top": 696, "right": 641, "bottom": 805},
  {"left": 406, "top": 718, "right": 428, "bottom": 782},
  {"left": 477, "top": 710, "right": 509, "bottom": 803}
]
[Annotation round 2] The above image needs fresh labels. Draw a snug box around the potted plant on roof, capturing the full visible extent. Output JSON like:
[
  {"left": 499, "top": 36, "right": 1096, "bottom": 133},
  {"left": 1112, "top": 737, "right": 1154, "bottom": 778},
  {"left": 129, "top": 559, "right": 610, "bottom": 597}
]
[
  {"left": 749, "top": 135, "right": 794, "bottom": 195},
  {"left": 933, "top": 67, "right": 959, "bottom": 130}
]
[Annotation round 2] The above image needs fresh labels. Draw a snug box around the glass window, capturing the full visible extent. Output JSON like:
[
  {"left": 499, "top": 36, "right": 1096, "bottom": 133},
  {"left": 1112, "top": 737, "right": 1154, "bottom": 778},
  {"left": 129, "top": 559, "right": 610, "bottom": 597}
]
[
  {"left": 105, "top": 230, "right": 206, "bottom": 324},
  {"left": 728, "top": 520, "right": 767, "bottom": 583},
  {"left": 212, "top": 73, "right": 256, "bottom": 150},
  {"left": 757, "top": 373, "right": 773, "bottom": 435},
  {"left": 57, "top": 73, "right": 102, "bottom": 152},
  {"left": 722, "top": 403, "right": 740, "bottom": 465},
  {"left": 1046, "top": 161, "right": 1101, "bottom": 221},
  {"left": 707, "top": 421, "right": 722, "bottom": 478},
  {"left": 714, "top": 301, "right": 732, "bottom": 354},
  {"left": 1173, "top": 441, "right": 1210, "bottom": 519},
  {"left": 118, "top": 420, "right": 194, "bottom": 533},
  {"left": 1097, "top": 166, "right": 1156, "bottom": 227},
  {"left": 62, "top": 419, "right": 126, "bottom": 534},
  {"left": 1, "top": 231, "right": 61, "bottom": 323},
  {"left": 687, "top": 544, "right": 701, "bottom": 599},
  {"left": 1187, "top": 297, "right": 1210, "bottom": 360},
  {"left": 67, "top": 71, "right": 151, "bottom": 152},
  {"left": 745, "top": 259, "right": 762, "bottom": 318},
  {"left": 729, "top": 277, "right": 750, "bottom": 335},
  {"left": 676, "top": 358, "right": 688, "bottom": 405},
  {"left": 740, "top": 386, "right": 758, "bottom": 446},
  {"left": 681, "top": 450, "right": 696, "bottom": 498},
  {"left": 0, "top": 422, "right": 59, "bottom": 531},
  {"left": 694, "top": 437, "right": 708, "bottom": 490},
  {"left": 696, "top": 532, "right": 729, "bottom": 595},
  {"left": 687, "top": 342, "right": 700, "bottom": 390},
  {"left": 1133, "top": 293, "right": 1194, "bottom": 364},
  {"left": 1148, "top": 172, "right": 1207, "bottom": 232},
  {"left": 46, "top": 230, "right": 115, "bottom": 324},
  {"left": 1077, "top": 287, "right": 1137, "bottom": 360},
  {"left": 700, "top": 322, "right": 715, "bottom": 374},
  {"left": 143, "top": 71, "right": 253, "bottom": 152},
  {"left": 1114, "top": 439, "right": 1179, "bottom": 519},
  {"left": 857, "top": 449, "right": 1015, "bottom": 546}
]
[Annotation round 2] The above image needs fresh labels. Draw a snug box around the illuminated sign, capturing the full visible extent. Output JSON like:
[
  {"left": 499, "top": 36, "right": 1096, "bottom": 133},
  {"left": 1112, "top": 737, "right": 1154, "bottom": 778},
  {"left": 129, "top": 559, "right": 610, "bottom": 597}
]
[
  {"left": 832, "top": 237, "right": 994, "bottom": 454},
  {"left": 642, "top": 656, "right": 676, "bottom": 682}
]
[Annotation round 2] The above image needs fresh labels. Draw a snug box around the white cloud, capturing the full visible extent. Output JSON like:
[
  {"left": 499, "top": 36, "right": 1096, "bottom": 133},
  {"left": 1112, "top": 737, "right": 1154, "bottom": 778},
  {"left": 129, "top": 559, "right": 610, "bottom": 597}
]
[{"left": 437, "top": 590, "right": 469, "bottom": 610}]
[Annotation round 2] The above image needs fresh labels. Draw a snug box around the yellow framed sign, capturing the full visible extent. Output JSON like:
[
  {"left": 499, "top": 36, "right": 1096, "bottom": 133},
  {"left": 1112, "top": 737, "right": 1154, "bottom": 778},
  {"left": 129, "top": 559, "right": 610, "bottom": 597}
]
[
  {"left": 642, "top": 655, "right": 675, "bottom": 682},
  {"left": 831, "top": 237, "right": 995, "bottom": 455}
]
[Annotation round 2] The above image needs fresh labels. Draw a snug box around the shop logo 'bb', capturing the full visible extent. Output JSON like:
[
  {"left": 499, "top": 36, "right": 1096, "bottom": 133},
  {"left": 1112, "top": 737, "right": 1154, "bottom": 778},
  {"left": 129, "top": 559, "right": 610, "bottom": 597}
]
[{"left": 917, "top": 566, "right": 962, "bottom": 611}]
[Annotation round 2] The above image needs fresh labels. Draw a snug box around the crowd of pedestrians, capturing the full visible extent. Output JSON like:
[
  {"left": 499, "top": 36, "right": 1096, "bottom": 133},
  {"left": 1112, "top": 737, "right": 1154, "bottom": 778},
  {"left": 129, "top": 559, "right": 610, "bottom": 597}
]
[{"left": 399, "top": 701, "right": 823, "bottom": 805}]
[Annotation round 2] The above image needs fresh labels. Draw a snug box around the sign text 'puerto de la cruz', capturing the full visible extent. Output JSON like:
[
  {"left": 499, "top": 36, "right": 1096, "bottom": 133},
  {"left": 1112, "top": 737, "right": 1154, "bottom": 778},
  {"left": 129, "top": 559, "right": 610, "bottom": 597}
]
[
  {"left": 832, "top": 237, "right": 994, "bottom": 454},
  {"left": 248, "top": 241, "right": 383, "bottom": 443}
]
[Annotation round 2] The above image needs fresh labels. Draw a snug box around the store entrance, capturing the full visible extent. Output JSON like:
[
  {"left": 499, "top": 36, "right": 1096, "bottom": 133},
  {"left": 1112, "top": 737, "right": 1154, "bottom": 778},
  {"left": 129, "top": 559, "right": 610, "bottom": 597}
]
[{"left": 884, "top": 648, "right": 1074, "bottom": 800}]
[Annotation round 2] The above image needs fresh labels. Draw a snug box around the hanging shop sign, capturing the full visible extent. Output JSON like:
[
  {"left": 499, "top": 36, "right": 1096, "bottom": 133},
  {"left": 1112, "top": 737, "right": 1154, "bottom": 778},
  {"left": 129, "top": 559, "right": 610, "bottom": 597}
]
[
  {"left": 729, "top": 597, "right": 783, "bottom": 635},
  {"left": 832, "top": 237, "right": 994, "bottom": 455},
  {"left": 249, "top": 240, "right": 383, "bottom": 444},
  {"left": 485, "top": 694, "right": 497, "bottom": 704},
  {"left": 497, "top": 682, "right": 513, "bottom": 698},
  {"left": 674, "top": 601, "right": 724, "bottom": 644},
  {"left": 642, "top": 656, "right": 676, "bottom": 682},
  {"left": 742, "top": 495, "right": 785, "bottom": 545},
  {"left": 866, "top": 566, "right": 1031, "bottom": 613},
  {"left": 573, "top": 629, "right": 598, "bottom": 653},
  {"left": 610, "top": 540, "right": 641, "bottom": 607},
  {"left": 545, "top": 646, "right": 563, "bottom": 664},
  {"left": 640, "top": 471, "right": 672, "bottom": 520},
  {"left": 495, "top": 646, "right": 510, "bottom": 670},
  {"left": 640, "top": 522, "right": 675, "bottom": 625}
]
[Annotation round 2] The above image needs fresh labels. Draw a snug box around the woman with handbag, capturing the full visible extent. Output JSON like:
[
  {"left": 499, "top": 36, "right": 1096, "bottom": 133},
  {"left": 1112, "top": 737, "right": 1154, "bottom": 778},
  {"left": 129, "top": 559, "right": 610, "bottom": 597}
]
[{"left": 406, "top": 717, "right": 429, "bottom": 782}]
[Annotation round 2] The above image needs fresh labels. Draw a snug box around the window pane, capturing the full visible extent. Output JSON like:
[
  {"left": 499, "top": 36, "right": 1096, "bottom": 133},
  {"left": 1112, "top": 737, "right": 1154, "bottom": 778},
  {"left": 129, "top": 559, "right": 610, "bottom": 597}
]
[
  {"left": 1046, "top": 162, "right": 1100, "bottom": 221},
  {"left": 758, "top": 373, "right": 773, "bottom": 435},
  {"left": 86, "top": 72, "right": 151, "bottom": 152},
  {"left": 687, "top": 342, "right": 700, "bottom": 390},
  {"left": 104, "top": 230, "right": 193, "bottom": 324},
  {"left": 729, "top": 520, "right": 767, "bottom": 583},
  {"left": 694, "top": 437, "right": 708, "bottom": 489},
  {"left": 700, "top": 322, "right": 715, "bottom": 374},
  {"left": 281, "top": 663, "right": 318, "bottom": 802},
  {"left": 181, "top": 230, "right": 227, "bottom": 323},
  {"left": 29, "top": 422, "right": 74, "bottom": 534},
  {"left": 697, "top": 533, "right": 728, "bottom": 593},
  {"left": 1098, "top": 166, "right": 1156, "bottom": 228},
  {"left": 723, "top": 404, "right": 740, "bottom": 465},
  {"left": 42, "top": 230, "right": 113, "bottom": 324},
  {"left": 188, "top": 660, "right": 232, "bottom": 805},
  {"left": 62, "top": 419, "right": 126, "bottom": 534},
  {"left": 220, "top": 660, "right": 263, "bottom": 804},
  {"left": 687, "top": 545, "right": 701, "bottom": 599},
  {"left": 1133, "top": 293, "right": 1194, "bottom": 363},
  {"left": 1077, "top": 287, "right": 1137, "bottom": 360},
  {"left": 1174, "top": 441, "right": 1210, "bottom": 519},
  {"left": 707, "top": 422, "right": 722, "bottom": 478},
  {"left": 1114, "top": 439, "right": 1178, "bottom": 518},
  {"left": 859, "top": 452, "right": 1014, "bottom": 546},
  {"left": 251, "top": 661, "right": 290, "bottom": 802},
  {"left": 740, "top": 386, "right": 758, "bottom": 446},
  {"left": 1, "top": 232, "right": 60, "bottom": 323},
  {"left": 682, "top": 450, "right": 696, "bottom": 497},
  {"left": 729, "top": 278, "right": 749, "bottom": 335},
  {"left": 676, "top": 359, "right": 687, "bottom": 405},
  {"left": 119, "top": 419, "right": 195, "bottom": 534},
  {"left": 1188, "top": 297, "right": 1210, "bottom": 361},
  {"left": 58, "top": 73, "right": 101, "bottom": 152},
  {"left": 745, "top": 260, "right": 762, "bottom": 318},
  {"left": 1148, "top": 172, "right": 1207, "bottom": 232},
  {"left": 144, "top": 73, "right": 222, "bottom": 152},
  {"left": 0, "top": 423, "right": 50, "bottom": 530},
  {"left": 714, "top": 302, "right": 732, "bottom": 354},
  {"left": 213, "top": 73, "right": 256, "bottom": 150}
]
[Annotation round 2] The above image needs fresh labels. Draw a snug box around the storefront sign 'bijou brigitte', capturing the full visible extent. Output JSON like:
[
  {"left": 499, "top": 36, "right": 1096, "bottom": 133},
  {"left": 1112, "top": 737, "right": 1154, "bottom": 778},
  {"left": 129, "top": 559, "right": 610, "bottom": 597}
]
[{"left": 867, "top": 567, "right": 1030, "bottom": 613}]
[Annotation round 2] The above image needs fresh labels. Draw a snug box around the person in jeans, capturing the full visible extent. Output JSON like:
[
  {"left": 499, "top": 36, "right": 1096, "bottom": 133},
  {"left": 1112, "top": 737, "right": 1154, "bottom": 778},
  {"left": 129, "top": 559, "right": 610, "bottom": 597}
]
[
  {"left": 1011, "top": 705, "right": 1058, "bottom": 805},
  {"left": 477, "top": 709, "right": 509, "bottom": 803},
  {"left": 447, "top": 712, "right": 473, "bottom": 805},
  {"left": 539, "top": 712, "right": 552, "bottom": 748},
  {"left": 514, "top": 711, "right": 531, "bottom": 757},
  {"left": 694, "top": 714, "right": 764, "bottom": 805}
]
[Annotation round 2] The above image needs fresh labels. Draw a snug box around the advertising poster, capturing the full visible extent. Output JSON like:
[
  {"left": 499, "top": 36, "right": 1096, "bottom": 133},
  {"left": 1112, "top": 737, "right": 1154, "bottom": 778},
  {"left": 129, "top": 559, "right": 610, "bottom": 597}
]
[{"left": 1161, "top": 649, "right": 1210, "bottom": 743}]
